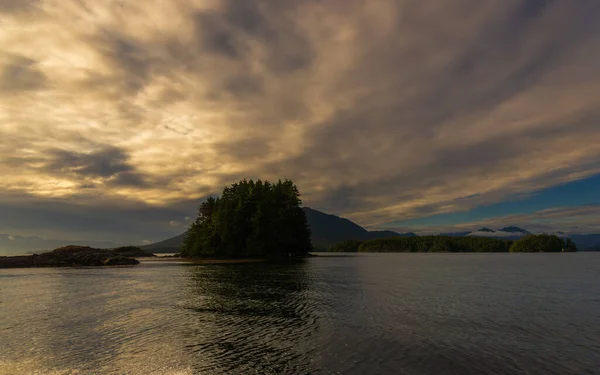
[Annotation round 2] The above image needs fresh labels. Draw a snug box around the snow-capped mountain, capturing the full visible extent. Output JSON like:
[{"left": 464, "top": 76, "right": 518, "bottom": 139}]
[
  {"left": 467, "top": 226, "right": 531, "bottom": 238},
  {"left": 498, "top": 226, "right": 532, "bottom": 234}
]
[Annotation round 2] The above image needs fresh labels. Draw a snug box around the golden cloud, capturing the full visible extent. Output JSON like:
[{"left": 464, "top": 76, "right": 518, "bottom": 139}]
[{"left": 1, "top": 0, "right": 600, "bottom": 231}]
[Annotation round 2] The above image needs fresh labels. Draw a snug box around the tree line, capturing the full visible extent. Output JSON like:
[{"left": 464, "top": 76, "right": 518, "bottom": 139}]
[
  {"left": 181, "top": 179, "right": 312, "bottom": 259},
  {"left": 328, "top": 234, "right": 577, "bottom": 253}
]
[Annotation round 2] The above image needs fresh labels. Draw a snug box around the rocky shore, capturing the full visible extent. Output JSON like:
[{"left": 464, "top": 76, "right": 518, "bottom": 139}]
[
  {"left": 111, "top": 246, "right": 157, "bottom": 258},
  {"left": 0, "top": 245, "right": 148, "bottom": 268}
]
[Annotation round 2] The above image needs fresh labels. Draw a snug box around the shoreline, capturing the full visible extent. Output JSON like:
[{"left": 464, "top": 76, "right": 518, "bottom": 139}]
[{"left": 140, "top": 257, "right": 269, "bottom": 264}]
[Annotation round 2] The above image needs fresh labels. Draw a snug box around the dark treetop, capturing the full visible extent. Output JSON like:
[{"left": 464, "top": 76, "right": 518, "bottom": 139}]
[{"left": 181, "top": 179, "right": 312, "bottom": 259}]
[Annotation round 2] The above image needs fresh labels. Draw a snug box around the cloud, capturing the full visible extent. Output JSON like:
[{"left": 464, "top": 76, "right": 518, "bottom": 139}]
[
  {"left": 44, "top": 146, "right": 134, "bottom": 178},
  {"left": 0, "top": 0, "right": 599, "bottom": 240},
  {"left": 0, "top": 0, "right": 38, "bottom": 14},
  {"left": 390, "top": 205, "right": 600, "bottom": 235},
  {"left": 0, "top": 55, "right": 47, "bottom": 93},
  {"left": 0, "top": 191, "right": 201, "bottom": 242},
  {"left": 107, "top": 172, "right": 148, "bottom": 188}
]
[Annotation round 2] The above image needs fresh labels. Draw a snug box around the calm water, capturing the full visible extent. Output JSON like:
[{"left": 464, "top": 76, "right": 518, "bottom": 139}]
[{"left": 1, "top": 254, "right": 599, "bottom": 375}]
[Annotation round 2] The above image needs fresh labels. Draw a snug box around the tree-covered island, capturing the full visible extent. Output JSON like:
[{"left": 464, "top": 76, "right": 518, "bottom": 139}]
[{"left": 180, "top": 179, "right": 312, "bottom": 259}]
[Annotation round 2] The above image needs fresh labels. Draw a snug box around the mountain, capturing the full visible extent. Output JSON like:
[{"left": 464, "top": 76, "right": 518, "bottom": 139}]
[
  {"left": 140, "top": 233, "right": 185, "bottom": 253},
  {"left": 440, "top": 231, "right": 472, "bottom": 237},
  {"left": 467, "top": 226, "right": 530, "bottom": 239},
  {"left": 302, "top": 207, "right": 412, "bottom": 246},
  {"left": 143, "top": 220, "right": 600, "bottom": 252},
  {"left": 369, "top": 230, "right": 417, "bottom": 238},
  {"left": 142, "top": 207, "right": 415, "bottom": 252},
  {"left": 499, "top": 226, "right": 531, "bottom": 234},
  {"left": 303, "top": 207, "right": 370, "bottom": 246},
  {"left": 570, "top": 234, "right": 600, "bottom": 251},
  {"left": 553, "top": 231, "right": 569, "bottom": 238},
  {"left": 589, "top": 243, "right": 600, "bottom": 252}
]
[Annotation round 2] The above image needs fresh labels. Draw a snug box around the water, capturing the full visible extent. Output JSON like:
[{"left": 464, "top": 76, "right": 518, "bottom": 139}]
[{"left": 1, "top": 253, "right": 599, "bottom": 375}]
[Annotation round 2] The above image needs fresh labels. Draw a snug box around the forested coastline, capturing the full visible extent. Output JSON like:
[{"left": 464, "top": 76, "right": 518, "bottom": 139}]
[{"left": 327, "top": 234, "right": 577, "bottom": 253}]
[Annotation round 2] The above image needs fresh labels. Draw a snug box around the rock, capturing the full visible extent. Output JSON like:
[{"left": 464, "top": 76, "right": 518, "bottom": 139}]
[
  {"left": 0, "top": 245, "right": 141, "bottom": 269},
  {"left": 103, "top": 256, "right": 140, "bottom": 266},
  {"left": 111, "top": 246, "right": 156, "bottom": 258},
  {"left": 0, "top": 255, "right": 34, "bottom": 268}
]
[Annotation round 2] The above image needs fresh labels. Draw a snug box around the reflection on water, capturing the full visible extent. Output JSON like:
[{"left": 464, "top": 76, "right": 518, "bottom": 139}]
[
  {"left": 0, "top": 261, "right": 324, "bottom": 375},
  {"left": 180, "top": 263, "right": 320, "bottom": 374},
  {"left": 1, "top": 254, "right": 600, "bottom": 375}
]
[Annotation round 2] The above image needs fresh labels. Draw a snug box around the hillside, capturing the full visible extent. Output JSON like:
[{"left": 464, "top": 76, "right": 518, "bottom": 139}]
[
  {"left": 465, "top": 227, "right": 531, "bottom": 241},
  {"left": 303, "top": 207, "right": 370, "bottom": 246},
  {"left": 143, "top": 207, "right": 412, "bottom": 252},
  {"left": 303, "top": 208, "right": 417, "bottom": 246},
  {"left": 140, "top": 233, "right": 185, "bottom": 253},
  {"left": 141, "top": 215, "right": 600, "bottom": 253},
  {"left": 571, "top": 234, "right": 600, "bottom": 251}
]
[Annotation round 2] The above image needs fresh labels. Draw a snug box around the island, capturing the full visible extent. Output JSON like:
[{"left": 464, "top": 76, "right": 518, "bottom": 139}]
[
  {"left": 0, "top": 245, "right": 155, "bottom": 268},
  {"left": 180, "top": 179, "right": 312, "bottom": 259}
]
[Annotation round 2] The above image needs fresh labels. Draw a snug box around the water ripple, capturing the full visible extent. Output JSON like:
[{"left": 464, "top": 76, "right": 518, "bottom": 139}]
[{"left": 1, "top": 254, "right": 600, "bottom": 374}]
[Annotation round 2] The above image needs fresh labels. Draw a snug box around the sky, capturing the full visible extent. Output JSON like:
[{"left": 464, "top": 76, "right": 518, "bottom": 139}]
[{"left": 1, "top": 0, "right": 600, "bottom": 245}]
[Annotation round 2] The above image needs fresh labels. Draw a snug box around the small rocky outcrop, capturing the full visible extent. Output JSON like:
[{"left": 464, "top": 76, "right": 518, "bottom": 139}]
[
  {"left": 0, "top": 245, "right": 140, "bottom": 269},
  {"left": 111, "top": 246, "right": 156, "bottom": 258},
  {"left": 103, "top": 255, "right": 139, "bottom": 266}
]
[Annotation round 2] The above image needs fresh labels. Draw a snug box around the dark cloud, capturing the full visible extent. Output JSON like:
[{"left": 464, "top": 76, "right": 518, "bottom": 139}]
[
  {"left": 223, "top": 74, "right": 265, "bottom": 98},
  {"left": 214, "top": 137, "right": 272, "bottom": 163},
  {"left": 88, "top": 31, "right": 153, "bottom": 94},
  {"left": 107, "top": 172, "right": 148, "bottom": 187},
  {"left": 79, "top": 183, "right": 97, "bottom": 189},
  {"left": 515, "top": 0, "right": 556, "bottom": 24},
  {"left": 44, "top": 146, "right": 134, "bottom": 178},
  {"left": 0, "top": 0, "right": 38, "bottom": 14},
  {"left": 222, "top": 0, "right": 264, "bottom": 34},
  {"left": 191, "top": 0, "right": 314, "bottom": 72},
  {"left": 0, "top": 192, "right": 200, "bottom": 245},
  {"left": 0, "top": 56, "right": 47, "bottom": 93},
  {"left": 192, "top": 12, "right": 240, "bottom": 59},
  {"left": 454, "top": 194, "right": 482, "bottom": 202}
]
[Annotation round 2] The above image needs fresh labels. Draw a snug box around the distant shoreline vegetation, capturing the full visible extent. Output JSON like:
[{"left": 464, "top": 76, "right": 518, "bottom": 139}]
[
  {"left": 328, "top": 234, "right": 578, "bottom": 253},
  {"left": 181, "top": 179, "right": 312, "bottom": 259}
]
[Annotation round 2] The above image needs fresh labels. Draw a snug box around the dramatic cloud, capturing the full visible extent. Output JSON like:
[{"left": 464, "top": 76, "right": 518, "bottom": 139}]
[
  {"left": 0, "top": 55, "right": 47, "bottom": 92},
  {"left": 1, "top": 0, "right": 599, "bottom": 240}
]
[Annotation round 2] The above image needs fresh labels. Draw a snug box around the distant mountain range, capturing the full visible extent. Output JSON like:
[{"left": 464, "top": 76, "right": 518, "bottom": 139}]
[
  {"left": 140, "top": 233, "right": 185, "bottom": 253},
  {"left": 439, "top": 226, "right": 531, "bottom": 239},
  {"left": 465, "top": 226, "right": 531, "bottom": 240},
  {"left": 142, "top": 207, "right": 417, "bottom": 253},
  {"left": 569, "top": 234, "right": 600, "bottom": 251},
  {"left": 142, "top": 220, "right": 600, "bottom": 252},
  {"left": 3, "top": 208, "right": 600, "bottom": 254}
]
